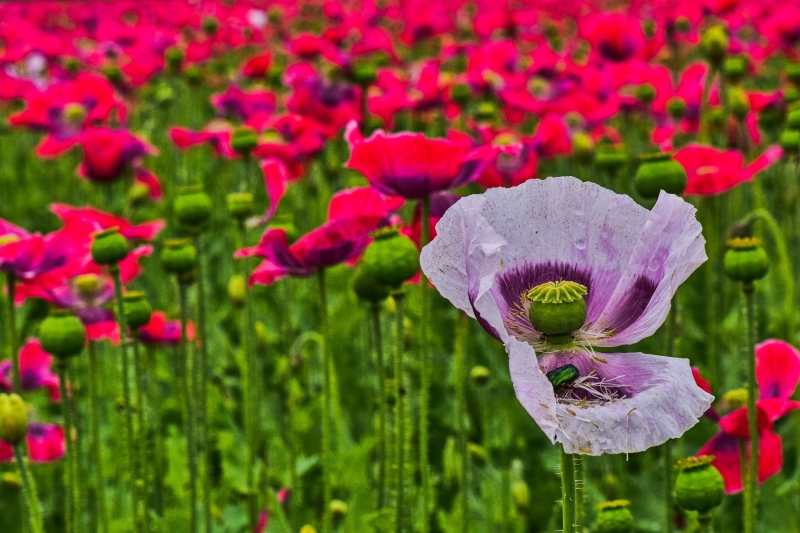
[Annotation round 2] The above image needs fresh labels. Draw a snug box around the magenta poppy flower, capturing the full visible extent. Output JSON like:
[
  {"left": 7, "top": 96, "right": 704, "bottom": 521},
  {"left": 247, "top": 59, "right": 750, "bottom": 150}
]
[
  {"left": 674, "top": 144, "right": 783, "bottom": 196},
  {"left": 0, "top": 340, "right": 60, "bottom": 401},
  {"left": 249, "top": 159, "right": 290, "bottom": 227},
  {"left": 241, "top": 52, "right": 272, "bottom": 79},
  {"left": 139, "top": 311, "right": 195, "bottom": 345},
  {"left": 421, "top": 177, "right": 712, "bottom": 454},
  {"left": 211, "top": 85, "right": 276, "bottom": 131},
  {"left": 344, "top": 121, "right": 494, "bottom": 199},
  {"left": 582, "top": 12, "right": 646, "bottom": 62},
  {"left": 50, "top": 204, "right": 165, "bottom": 242},
  {"left": 252, "top": 115, "right": 327, "bottom": 179},
  {"left": 286, "top": 64, "right": 361, "bottom": 137},
  {"left": 237, "top": 187, "right": 403, "bottom": 285},
  {"left": 696, "top": 340, "right": 800, "bottom": 493},
  {"left": 0, "top": 423, "right": 65, "bottom": 463},
  {"left": 170, "top": 126, "right": 237, "bottom": 158}
]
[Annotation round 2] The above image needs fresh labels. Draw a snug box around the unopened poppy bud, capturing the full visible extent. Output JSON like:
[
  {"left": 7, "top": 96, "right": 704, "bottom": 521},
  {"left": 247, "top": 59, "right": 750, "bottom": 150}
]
[
  {"left": 594, "top": 500, "right": 634, "bottom": 533},
  {"left": 362, "top": 227, "right": 419, "bottom": 288},
  {"left": 674, "top": 456, "right": 725, "bottom": 513},
  {"left": 184, "top": 65, "right": 203, "bottom": 86},
  {"left": 300, "top": 526, "right": 317, "bottom": 533},
  {"left": 468, "top": 442, "right": 488, "bottom": 465},
  {"left": 227, "top": 192, "right": 254, "bottom": 220},
  {"left": 39, "top": 310, "right": 86, "bottom": 359},
  {"left": 594, "top": 145, "right": 627, "bottom": 173},
  {"left": 164, "top": 46, "right": 184, "bottom": 72},
  {"left": 201, "top": 16, "right": 219, "bottom": 35},
  {"left": 450, "top": 83, "right": 472, "bottom": 107},
  {"left": 75, "top": 274, "right": 101, "bottom": 299},
  {"left": 228, "top": 275, "right": 247, "bottom": 307},
  {"left": 329, "top": 499, "right": 348, "bottom": 518},
  {"left": 635, "top": 83, "right": 656, "bottom": 105},
  {"left": 724, "top": 56, "right": 747, "bottom": 83},
  {"left": 124, "top": 292, "right": 152, "bottom": 330},
  {"left": 572, "top": 133, "right": 594, "bottom": 164},
  {"left": 231, "top": 127, "right": 258, "bottom": 154},
  {"left": 527, "top": 281, "right": 587, "bottom": 343},
  {"left": 470, "top": 365, "right": 490, "bottom": 386},
  {"left": 156, "top": 84, "right": 175, "bottom": 106},
  {"left": 780, "top": 130, "right": 800, "bottom": 153},
  {"left": 666, "top": 96, "right": 687, "bottom": 120},
  {"left": 175, "top": 185, "right": 213, "bottom": 230},
  {"left": 787, "top": 63, "right": 800, "bottom": 86},
  {"left": 728, "top": 87, "right": 750, "bottom": 121},
  {"left": 0, "top": 394, "right": 28, "bottom": 445},
  {"left": 255, "top": 321, "right": 267, "bottom": 349},
  {"left": 701, "top": 26, "right": 728, "bottom": 66},
  {"left": 353, "top": 266, "right": 391, "bottom": 303},
  {"left": 91, "top": 227, "right": 129, "bottom": 265},
  {"left": 349, "top": 62, "right": 377, "bottom": 87},
  {"left": 161, "top": 239, "right": 197, "bottom": 276},
  {"left": 723, "top": 237, "right": 769, "bottom": 284},
  {"left": 512, "top": 480, "right": 530, "bottom": 510},
  {"left": 709, "top": 107, "right": 727, "bottom": 127},
  {"left": 634, "top": 152, "right": 688, "bottom": 198}
]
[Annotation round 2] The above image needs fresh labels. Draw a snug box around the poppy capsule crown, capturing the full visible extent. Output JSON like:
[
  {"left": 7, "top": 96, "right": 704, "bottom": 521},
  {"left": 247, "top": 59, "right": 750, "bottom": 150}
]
[
  {"left": 39, "top": 309, "right": 87, "bottom": 359},
  {"left": 91, "top": 226, "right": 130, "bottom": 265},
  {"left": 594, "top": 500, "right": 634, "bottom": 533},
  {"left": 174, "top": 184, "right": 213, "bottom": 230},
  {"left": 723, "top": 237, "right": 769, "bottom": 285},
  {"left": 527, "top": 281, "right": 588, "bottom": 343},
  {"left": 123, "top": 291, "right": 152, "bottom": 330},
  {"left": 674, "top": 456, "right": 725, "bottom": 514},
  {"left": 634, "top": 152, "right": 688, "bottom": 198}
]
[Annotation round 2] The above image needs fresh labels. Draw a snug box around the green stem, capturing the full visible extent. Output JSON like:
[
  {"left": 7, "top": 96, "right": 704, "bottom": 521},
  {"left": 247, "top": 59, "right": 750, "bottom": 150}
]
[
  {"left": 575, "top": 457, "right": 584, "bottom": 533},
  {"left": 132, "top": 336, "right": 151, "bottom": 533},
  {"left": 454, "top": 315, "right": 468, "bottom": 533},
  {"left": 57, "top": 362, "right": 76, "bottom": 533},
  {"left": 318, "top": 269, "right": 332, "bottom": 533},
  {"left": 193, "top": 233, "right": 212, "bottom": 533},
  {"left": 110, "top": 266, "right": 140, "bottom": 528},
  {"left": 665, "top": 299, "right": 678, "bottom": 533},
  {"left": 740, "top": 438, "right": 750, "bottom": 533},
  {"left": 13, "top": 443, "right": 44, "bottom": 533},
  {"left": 419, "top": 195, "right": 431, "bottom": 531},
  {"left": 6, "top": 274, "right": 19, "bottom": 392},
  {"left": 394, "top": 291, "right": 406, "bottom": 533},
  {"left": 239, "top": 222, "right": 258, "bottom": 530},
  {"left": 744, "top": 287, "right": 758, "bottom": 533},
  {"left": 87, "top": 341, "right": 109, "bottom": 533},
  {"left": 369, "top": 303, "right": 388, "bottom": 510},
  {"left": 560, "top": 446, "right": 576, "bottom": 533},
  {"left": 698, "top": 514, "right": 713, "bottom": 533},
  {"left": 179, "top": 282, "right": 199, "bottom": 533}
]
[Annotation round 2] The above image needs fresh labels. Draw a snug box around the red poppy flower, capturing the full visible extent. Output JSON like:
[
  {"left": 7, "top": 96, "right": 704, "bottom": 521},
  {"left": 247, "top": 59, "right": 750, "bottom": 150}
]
[
  {"left": 241, "top": 52, "right": 272, "bottom": 79},
  {"left": 0, "top": 340, "right": 60, "bottom": 401},
  {"left": 582, "top": 13, "right": 646, "bottom": 63},
  {"left": 139, "top": 311, "right": 195, "bottom": 345},
  {"left": 0, "top": 423, "right": 65, "bottom": 463},
  {"left": 674, "top": 144, "right": 783, "bottom": 195},
  {"left": 285, "top": 64, "right": 361, "bottom": 137},
  {"left": 211, "top": 85, "right": 276, "bottom": 131},
  {"left": 169, "top": 126, "right": 237, "bottom": 158},
  {"left": 50, "top": 204, "right": 165, "bottom": 242}
]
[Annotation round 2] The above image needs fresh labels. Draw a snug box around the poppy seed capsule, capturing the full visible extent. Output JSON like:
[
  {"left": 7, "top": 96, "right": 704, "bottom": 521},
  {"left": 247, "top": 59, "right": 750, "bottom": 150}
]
[
  {"left": 353, "top": 266, "right": 391, "bottom": 303},
  {"left": 174, "top": 185, "right": 213, "bottom": 229},
  {"left": 666, "top": 96, "right": 687, "bottom": 119},
  {"left": 39, "top": 310, "right": 86, "bottom": 359},
  {"left": 362, "top": 227, "right": 419, "bottom": 288},
  {"left": 231, "top": 127, "right": 258, "bottom": 154},
  {"left": 161, "top": 239, "right": 197, "bottom": 275},
  {"left": 787, "top": 108, "right": 800, "bottom": 131},
  {"left": 349, "top": 62, "right": 377, "bottom": 87},
  {"left": 228, "top": 275, "right": 247, "bottom": 307},
  {"left": 572, "top": 133, "right": 595, "bottom": 163},
  {"left": 227, "top": 192, "right": 254, "bottom": 220},
  {"left": 634, "top": 152, "right": 688, "bottom": 198},
  {"left": 0, "top": 394, "right": 28, "bottom": 445},
  {"left": 184, "top": 65, "right": 203, "bottom": 86},
  {"left": 724, "top": 56, "right": 747, "bottom": 82},
  {"left": 674, "top": 455, "right": 725, "bottom": 513},
  {"left": 786, "top": 63, "right": 800, "bottom": 86},
  {"left": 594, "top": 500, "right": 634, "bottom": 533},
  {"left": 701, "top": 26, "right": 728, "bottom": 66},
  {"left": 512, "top": 480, "right": 530, "bottom": 510},
  {"left": 300, "top": 526, "right": 317, "bottom": 533},
  {"left": 728, "top": 87, "right": 750, "bottom": 121},
  {"left": 780, "top": 130, "right": 800, "bottom": 153},
  {"left": 594, "top": 146, "right": 627, "bottom": 173},
  {"left": 527, "top": 281, "right": 587, "bottom": 339},
  {"left": 723, "top": 237, "right": 769, "bottom": 283},
  {"left": 329, "top": 500, "right": 348, "bottom": 518},
  {"left": 635, "top": 83, "right": 656, "bottom": 104},
  {"left": 450, "top": 83, "right": 472, "bottom": 107},
  {"left": 124, "top": 292, "right": 152, "bottom": 330},
  {"left": 470, "top": 365, "right": 490, "bottom": 386},
  {"left": 91, "top": 227, "right": 130, "bottom": 265},
  {"left": 164, "top": 46, "right": 184, "bottom": 72}
]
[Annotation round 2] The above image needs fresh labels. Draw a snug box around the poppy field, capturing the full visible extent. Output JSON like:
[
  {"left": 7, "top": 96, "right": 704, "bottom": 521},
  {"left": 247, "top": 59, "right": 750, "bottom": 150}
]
[{"left": 3, "top": 1, "right": 800, "bottom": 532}]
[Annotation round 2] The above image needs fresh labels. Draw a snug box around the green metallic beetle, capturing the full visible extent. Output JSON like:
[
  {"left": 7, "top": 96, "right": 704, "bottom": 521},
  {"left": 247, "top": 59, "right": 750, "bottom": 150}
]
[{"left": 546, "top": 364, "right": 580, "bottom": 390}]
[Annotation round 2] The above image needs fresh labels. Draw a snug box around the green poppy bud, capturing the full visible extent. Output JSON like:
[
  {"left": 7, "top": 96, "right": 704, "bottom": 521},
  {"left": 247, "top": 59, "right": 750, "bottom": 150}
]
[
  {"left": 91, "top": 227, "right": 130, "bottom": 265},
  {"left": 723, "top": 237, "right": 769, "bottom": 284},
  {"left": 667, "top": 96, "right": 687, "bottom": 120},
  {"left": 787, "top": 107, "right": 800, "bottom": 131},
  {"left": 674, "top": 455, "right": 725, "bottom": 513},
  {"left": 300, "top": 526, "right": 317, "bottom": 533},
  {"left": 161, "top": 239, "right": 197, "bottom": 276},
  {"left": 0, "top": 394, "right": 28, "bottom": 445},
  {"left": 124, "top": 292, "right": 152, "bottom": 330},
  {"left": 635, "top": 83, "right": 656, "bottom": 105},
  {"left": 174, "top": 185, "right": 213, "bottom": 230},
  {"left": 1, "top": 472, "right": 22, "bottom": 491},
  {"left": 701, "top": 26, "right": 728, "bottom": 66},
  {"left": 228, "top": 275, "right": 247, "bottom": 307},
  {"left": 156, "top": 83, "right": 175, "bottom": 107},
  {"left": 349, "top": 62, "right": 377, "bottom": 87},
  {"left": 164, "top": 46, "right": 184, "bottom": 72},
  {"left": 128, "top": 182, "right": 150, "bottom": 206},
  {"left": 675, "top": 16, "right": 691, "bottom": 33},
  {"left": 103, "top": 64, "right": 123, "bottom": 85},
  {"left": 227, "top": 192, "right": 254, "bottom": 220},
  {"left": 39, "top": 310, "right": 86, "bottom": 359},
  {"left": 184, "top": 65, "right": 203, "bottom": 86},
  {"left": 474, "top": 101, "right": 498, "bottom": 122},
  {"left": 709, "top": 107, "right": 727, "bottom": 127},
  {"left": 353, "top": 266, "right": 391, "bottom": 303},
  {"left": 728, "top": 86, "right": 750, "bottom": 121},
  {"left": 594, "top": 145, "right": 627, "bottom": 173},
  {"left": 450, "top": 83, "right": 472, "bottom": 108},
  {"left": 329, "top": 500, "right": 348, "bottom": 519},
  {"left": 527, "top": 281, "right": 588, "bottom": 341},
  {"left": 786, "top": 63, "right": 800, "bottom": 86},
  {"left": 470, "top": 365, "right": 490, "bottom": 386},
  {"left": 780, "top": 130, "right": 800, "bottom": 153},
  {"left": 572, "top": 133, "right": 594, "bottom": 164},
  {"left": 759, "top": 106, "right": 784, "bottom": 132},
  {"left": 512, "top": 480, "right": 530, "bottom": 510},
  {"left": 201, "top": 16, "right": 219, "bottom": 36},
  {"left": 594, "top": 500, "right": 634, "bottom": 533},
  {"left": 634, "top": 152, "right": 688, "bottom": 198},
  {"left": 231, "top": 127, "right": 258, "bottom": 154},
  {"left": 724, "top": 56, "right": 747, "bottom": 83},
  {"left": 361, "top": 227, "right": 419, "bottom": 288}
]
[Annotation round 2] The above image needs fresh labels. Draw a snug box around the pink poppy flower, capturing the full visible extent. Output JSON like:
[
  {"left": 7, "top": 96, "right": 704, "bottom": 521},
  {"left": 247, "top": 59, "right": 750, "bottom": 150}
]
[
  {"left": 674, "top": 144, "right": 783, "bottom": 196},
  {"left": 211, "top": 85, "right": 276, "bottom": 131},
  {"left": 0, "top": 423, "right": 65, "bottom": 463},
  {"left": 0, "top": 340, "right": 60, "bottom": 401},
  {"left": 139, "top": 311, "right": 195, "bottom": 345},
  {"left": 169, "top": 126, "right": 237, "bottom": 159},
  {"left": 250, "top": 159, "right": 290, "bottom": 226},
  {"left": 696, "top": 340, "right": 800, "bottom": 493},
  {"left": 241, "top": 52, "right": 272, "bottom": 79},
  {"left": 285, "top": 65, "right": 361, "bottom": 137},
  {"left": 50, "top": 204, "right": 165, "bottom": 242},
  {"left": 582, "top": 12, "right": 646, "bottom": 63}
]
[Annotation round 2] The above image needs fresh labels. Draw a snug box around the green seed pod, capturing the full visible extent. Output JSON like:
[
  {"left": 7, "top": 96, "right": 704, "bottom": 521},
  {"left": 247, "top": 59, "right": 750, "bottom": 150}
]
[
  {"left": 63, "top": 56, "right": 81, "bottom": 76},
  {"left": 674, "top": 456, "right": 725, "bottom": 513},
  {"left": 512, "top": 479, "right": 531, "bottom": 510},
  {"left": 228, "top": 275, "right": 247, "bottom": 307},
  {"left": 361, "top": 227, "right": 419, "bottom": 288},
  {"left": 103, "top": 64, "right": 123, "bottom": 85},
  {"left": 156, "top": 83, "right": 175, "bottom": 107},
  {"left": 594, "top": 500, "right": 634, "bottom": 533},
  {"left": 724, "top": 56, "right": 747, "bottom": 83},
  {"left": 780, "top": 130, "right": 800, "bottom": 153},
  {"left": 164, "top": 46, "right": 184, "bottom": 72},
  {"left": 759, "top": 106, "right": 785, "bottom": 132},
  {"left": 161, "top": 239, "right": 197, "bottom": 275},
  {"left": 666, "top": 96, "right": 687, "bottom": 120},
  {"left": 709, "top": 107, "right": 727, "bottom": 127},
  {"left": 0, "top": 394, "right": 28, "bottom": 445},
  {"left": 450, "top": 83, "right": 472, "bottom": 107},
  {"left": 594, "top": 145, "right": 627, "bottom": 173},
  {"left": 63, "top": 103, "right": 87, "bottom": 127},
  {"left": 91, "top": 227, "right": 130, "bottom": 265},
  {"left": 728, "top": 86, "right": 750, "bottom": 121},
  {"left": 634, "top": 152, "right": 688, "bottom": 198},
  {"left": 572, "top": 133, "right": 595, "bottom": 164},
  {"left": 1, "top": 472, "right": 22, "bottom": 490},
  {"left": 470, "top": 365, "right": 490, "bottom": 386},
  {"left": 353, "top": 266, "right": 391, "bottom": 303},
  {"left": 546, "top": 364, "right": 579, "bottom": 390},
  {"left": 787, "top": 108, "right": 800, "bottom": 131},
  {"left": 201, "top": 16, "right": 219, "bottom": 35},
  {"left": 231, "top": 127, "right": 258, "bottom": 154},
  {"left": 635, "top": 83, "right": 656, "bottom": 105},
  {"left": 39, "top": 310, "right": 86, "bottom": 359},
  {"left": 184, "top": 65, "right": 203, "bottom": 86},
  {"left": 329, "top": 499, "right": 348, "bottom": 519},
  {"left": 174, "top": 185, "right": 213, "bottom": 230},
  {"left": 127, "top": 182, "right": 150, "bottom": 206},
  {"left": 474, "top": 101, "right": 498, "bottom": 122},
  {"left": 124, "top": 292, "right": 152, "bottom": 330},
  {"left": 786, "top": 63, "right": 800, "bottom": 86},
  {"left": 349, "top": 62, "right": 377, "bottom": 87},
  {"left": 721, "top": 388, "right": 748, "bottom": 412},
  {"left": 527, "top": 281, "right": 588, "bottom": 337},
  {"left": 300, "top": 526, "right": 317, "bottom": 533},
  {"left": 227, "top": 192, "right": 254, "bottom": 220},
  {"left": 468, "top": 442, "right": 488, "bottom": 465},
  {"left": 701, "top": 26, "right": 728, "bottom": 66},
  {"left": 74, "top": 274, "right": 102, "bottom": 299},
  {"left": 723, "top": 237, "right": 769, "bottom": 283}
]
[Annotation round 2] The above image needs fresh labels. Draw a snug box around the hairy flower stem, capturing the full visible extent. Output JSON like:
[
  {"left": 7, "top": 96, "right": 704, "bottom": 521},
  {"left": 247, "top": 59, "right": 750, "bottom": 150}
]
[
  {"left": 14, "top": 444, "right": 44, "bottom": 533},
  {"left": 393, "top": 291, "right": 407, "bottom": 533},
  {"left": 57, "top": 362, "right": 77, "bottom": 533},
  {"left": 132, "top": 336, "right": 151, "bottom": 533},
  {"left": 454, "top": 315, "right": 469, "bottom": 533},
  {"left": 318, "top": 269, "right": 333, "bottom": 533},
  {"left": 87, "top": 341, "right": 109, "bottom": 533},
  {"left": 419, "top": 195, "right": 432, "bottom": 531},
  {"left": 179, "top": 282, "right": 200, "bottom": 533},
  {"left": 369, "top": 303, "right": 388, "bottom": 509},
  {"left": 193, "top": 233, "right": 212, "bottom": 533},
  {"left": 110, "top": 266, "right": 141, "bottom": 529},
  {"left": 560, "top": 446, "right": 576, "bottom": 533},
  {"left": 575, "top": 457, "right": 584, "bottom": 532},
  {"left": 6, "top": 274, "right": 20, "bottom": 392},
  {"left": 665, "top": 300, "right": 678, "bottom": 533},
  {"left": 743, "top": 286, "right": 758, "bottom": 533},
  {"left": 698, "top": 514, "right": 713, "bottom": 533}
]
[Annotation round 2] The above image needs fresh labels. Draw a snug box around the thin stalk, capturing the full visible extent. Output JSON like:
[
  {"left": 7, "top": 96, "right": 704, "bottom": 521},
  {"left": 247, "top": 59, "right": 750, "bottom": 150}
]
[
  {"left": 13, "top": 444, "right": 44, "bottom": 533},
  {"left": 318, "top": 269, "right": 332, "bottom": 533},
  {"left": 393, "top": 291, "right": 407, "bottom": 533},
  {"left": 369, "top": 303, "right": 388, "bottom": 509},
  {"left": 132, "top": 336, "right": 151, "bottom": 533},
  {"left": 6, "top": 274, "right": 20, "bottom": 392},
  {"left": 698, "top": 514, "right": 713, "bottom": 533},
  {"left": 575, "top": 457, "right": 584, "bottom": 532},
  {"left": 179, "top": 282, "right": 199, "bottom": 533},
  {"left": 418, "top": 196, "right": 431, "bottom": 531},
  {"left": 193, "top": 233, "right": 212, "bottom": 533},
  {"left": 560, "top": 446, "right": 576, "bottom": 533},
  {"left": 664, "top": 300, "right": 678, "bottom": 533},
  {"left": 740, "top": 438, "right": 750, "bottom": 533},
  {"left": 743, "top": 287, "right": 758, "bottom": 533},
  {"left": 454, "top": 315, "right": 468, "bottom": 533},
  {"left": 110, "top": 266, "right": 139, "bottom": 528},
  {"left": 87, "top": 341, "right": 109, "bottom": 533},
  {"left": 57, "top": 362, "right": 76, "bottom": 533}
]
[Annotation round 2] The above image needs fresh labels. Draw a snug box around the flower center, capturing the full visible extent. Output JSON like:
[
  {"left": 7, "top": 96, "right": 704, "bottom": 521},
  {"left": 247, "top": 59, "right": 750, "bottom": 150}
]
[
  {"left": 74, "top": 274, "right": 101, "bottom": 298},
  {"left": 527, "top": 280, "right": 588, "bottom": 343}
]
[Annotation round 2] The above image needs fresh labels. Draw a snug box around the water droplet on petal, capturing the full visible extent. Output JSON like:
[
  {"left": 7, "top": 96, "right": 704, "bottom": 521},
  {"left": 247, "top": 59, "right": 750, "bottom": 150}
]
[{"left": 574, "top": 238, "right": 586, "bottom": 250}]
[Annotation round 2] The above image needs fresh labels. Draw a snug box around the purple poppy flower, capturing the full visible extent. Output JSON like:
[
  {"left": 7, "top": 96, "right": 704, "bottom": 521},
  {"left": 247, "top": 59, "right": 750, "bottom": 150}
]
[{"left": 420, "top": 176, "right": 713, "bottom": 455}]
